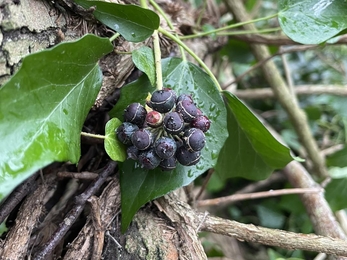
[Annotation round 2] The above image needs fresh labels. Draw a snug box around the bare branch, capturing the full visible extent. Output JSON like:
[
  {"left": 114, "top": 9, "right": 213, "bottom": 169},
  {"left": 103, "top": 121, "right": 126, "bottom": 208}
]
[
  {"left": 231, "top": 34, "right": 347, "bottom": 46},
  {"left": 196, "top": 188, "right": 322, "bottom": 207},
  {"left": 200, "top": 213, "right": 347, "bottom": 257},
  {"left": 234, "top": 85, "right": 347, "bottom": 99}
]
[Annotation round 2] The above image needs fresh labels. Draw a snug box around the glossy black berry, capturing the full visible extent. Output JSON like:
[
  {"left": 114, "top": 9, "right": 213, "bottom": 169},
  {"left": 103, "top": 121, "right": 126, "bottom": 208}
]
[
  {"left": 146, "top": 110, "right": 163, "bottom": 128},
  {"left": 183, "top": 128, "right": 205, "bottom": 152},
  {"left": 176, "top": 146, "right": 201, "bottom": 166},
  {"left": 127, "top": 146, "right": 139, "bottom": 161},
  {"left": 149, "top": 88, "right": 176, "bottom": 113},
  {"left": 116, "top": 122, "right": 139, "bottom": 145},
  {"left": 154, "top": 137, "right": 177, "bottom": 159},
  {"left": 163, "top": 112, "right": 185, "bottom": 135},
  {"left": 138, "top": 149, "right": 161, "bottom": 169},
  {"left": 176, "top": 99, "right": 198, "bottom": 122},
  {"left": 124, "top": 103, "right": 147, "bottom": 127},
  {"left": 191, "top": 115, "right": 210, "bottom": 133},
  {"left": 131, "top": 128, "right": 153, "bottom": 150},
  {"left": 160, "top": 157, "right": 177, "bottom": 171}
]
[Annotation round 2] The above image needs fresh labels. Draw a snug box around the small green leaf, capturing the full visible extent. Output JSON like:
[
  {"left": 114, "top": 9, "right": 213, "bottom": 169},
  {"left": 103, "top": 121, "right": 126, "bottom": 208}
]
[
  {"left": 326, "top": 146, "right": 347, "bottom": 167},
  {"left": 278, "top": 0, "right": 347, "bottom": 44},
  {"left": 132, "top": 46, "right": 156, "bottom": 86},
  {"left": 120, "top": 57, "right": 228, "bottom": 232},
  {"left": 215, "top": 92, "right": 294, "bottom": 181},
  {"left": 105, "top": 118, "right": 126, "bottom": 162},
  {"left": 0, "top": 34, "right": 113, "bottom": 201},
  {"left": 74, "top": 0, "right": 160, "bottom": 42},
  {"left": 325, "top": 176, "right": 347, "bottom": 211}
]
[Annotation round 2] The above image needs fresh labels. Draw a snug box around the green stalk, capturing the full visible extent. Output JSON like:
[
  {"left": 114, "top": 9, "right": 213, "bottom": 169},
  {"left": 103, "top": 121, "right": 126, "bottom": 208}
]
[
  {"left": 181, "top": 27, "right": 281, "bottom": 39},
  {"left": 139, "top": 0, "right": 148, "bottom": 8},
  {"left": 153, "top": 30, "right": 163, "bottom": 90},
  {"left": 158, "top": 27, "right": 222, "bottom": 92},
  {"left": 180, "top": 13, "right": 278, "bottom": 40},
  {"left": 81, "top": 132, "right": 106, "bottom": 139},
  {"left": 109, "top": 33, "right": 120, "bottom": 42},
  {"left": 149, "top": 0, "right": 186, "bottom": 61}
]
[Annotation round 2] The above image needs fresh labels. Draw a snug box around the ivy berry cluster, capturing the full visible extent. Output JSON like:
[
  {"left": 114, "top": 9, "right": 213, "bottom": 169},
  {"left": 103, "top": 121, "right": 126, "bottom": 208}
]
[{"left": 116, "top": 88, "right": 211, "bottom": 170}]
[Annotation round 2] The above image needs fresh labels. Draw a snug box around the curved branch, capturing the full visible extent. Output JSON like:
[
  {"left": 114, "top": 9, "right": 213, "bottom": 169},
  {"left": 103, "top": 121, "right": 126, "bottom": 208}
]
[{"left": 224, "top": 0, "right": 328, "bottom": 178}]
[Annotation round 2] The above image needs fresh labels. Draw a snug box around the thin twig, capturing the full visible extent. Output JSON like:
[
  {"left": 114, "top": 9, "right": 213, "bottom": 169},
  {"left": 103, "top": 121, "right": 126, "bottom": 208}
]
[
  {"left": 0, "top": 172, "right": 39, "bottom": 224},
  {"left": 33, "top": 161, "right": 117, "bottom": 260},
  {"left": 196, "top": 188, "right": 322, "bottom": 207},
  {"left": 195, "top": 169, "right": 214, "bottom": 201},
  {"left": 231, "top": 34, "right": 347, "bottom": 45},
  {"left": 233, "top": 85, "right": 347, "bottom": 99},
  {"left": 223, "top": 45, "right": 317, "bottom": 89}
]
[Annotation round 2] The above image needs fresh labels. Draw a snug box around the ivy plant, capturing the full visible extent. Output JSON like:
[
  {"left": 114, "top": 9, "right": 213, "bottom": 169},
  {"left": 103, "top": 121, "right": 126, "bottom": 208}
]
[{"left": 0, "top": 0, "right": 301, "bottom": 231}]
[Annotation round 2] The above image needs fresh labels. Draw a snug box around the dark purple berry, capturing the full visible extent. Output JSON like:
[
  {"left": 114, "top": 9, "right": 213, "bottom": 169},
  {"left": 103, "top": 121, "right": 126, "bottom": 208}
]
[
  {"left": 160, "top": 157, "right": 177, "bottom": 171},
  {"left": 138, "top": 149, "right": 161, "bottom": 169},
  {"left": 196, "top": 108, "right": 203, "bottom": 116},
  {"left": 127, "top": 146, "right": 139, "bottom": 160},
  {"left": 183, "top": 128, "right": 205, "bottom": 152},
  {"left": 146, "top": 110, "right": 163, "bottom": 128},
  {"left": 154, "top": 137, "right": 177, "bottom": 159},
  {"left": 131, "top": 128, "right": 153, "bottom": 150},
  {"left": 163, "top": 112, "right": 185, "bottom": 135},
  {"left": 124, "top": 103, "right": 147, "bottom": 127},
  {"left": 191, "top": 115, "right": 210, "bottom": 132},
  {"left": 150, "top": 88, "right": 176, "bottom": 113},
  {"left": 176, "top": 146, "right": 201, "bottom": 166},
  {"left": 116, "top": 122, "right": 139, "bottom": 145},
  {"left": 176, "top": 99, "right": 198, "bottom": 122},
  {"left": 177, "top": 94, "right": 193, "bottom": 103}
]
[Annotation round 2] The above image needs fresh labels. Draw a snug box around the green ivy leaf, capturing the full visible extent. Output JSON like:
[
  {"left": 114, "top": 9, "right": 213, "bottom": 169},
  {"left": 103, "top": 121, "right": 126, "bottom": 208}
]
[
  {"left": 325, "top": 176, "right": 347, "bottom": 211},
  {"left": 326, "top": 146, "right": 347, "bottom": 167},
  {"left": 132, "top": 46, "right": 156, "bottom": 86},
  {"left": 105, "top": 118, "right": 127, "bottom": 162},
  {"left": 119, "top": 57, "right": 228, "bottom": 232},
  {"left": 278, "top": 0, "right": 347, "bottom": 44},
  {"left": 74, "top": 0, "right": 160, "bottom": 42},
  {"left": 215, "top": 92, "right": 294, "bottom": 181},
  {"left": 0, "top": 34, "right": 113, "bottom": 201}
]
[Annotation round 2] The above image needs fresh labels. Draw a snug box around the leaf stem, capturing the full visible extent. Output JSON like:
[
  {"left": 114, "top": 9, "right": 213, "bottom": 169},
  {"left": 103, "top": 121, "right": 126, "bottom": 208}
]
[
  {"left": 81, "top": 132, "right": 106, "bottom": 139},
  {"left": 181, "top": 13, "right": 278, "bottom": 40},
  {"left": 109, "top": 33, "right": 120, "bottom": 42},
  {"left": 139, "top": 0, "right": 148, "bottom": 8},
  {"left": 149, "top": 0, "right": 186, "bottom": 61},
  {"left": 158, "top": 27, "right": 222, "bottom": 92},
  {"left": 180, "top": 27, "right": 281, "bottom": 40},
  {"left": 153, "top": 30, "right": 163, "bottom": 90}
]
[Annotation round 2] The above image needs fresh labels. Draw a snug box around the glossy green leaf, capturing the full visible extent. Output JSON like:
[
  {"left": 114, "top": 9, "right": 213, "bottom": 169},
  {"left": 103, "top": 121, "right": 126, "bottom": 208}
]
[
  {"left": 132, "top": 46, "right": 156, "bottom": 86},
  {"left": 0, "top": 34, "right": 113, "bottom": 201},
  {"left": 278, "top": 0, "right": 347, "bottom": 44},
  {"left": 215, "top": 92, "right": 294, "bottom": 181},
  {"left": 105, "top": 118, "right": 126, "bottom": 162},
  {"left": 119, "top": 57, "right": 228, "bottom": 232},
  {"left": 74, "top": 0, "right": 159, "bottom": 42}
]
